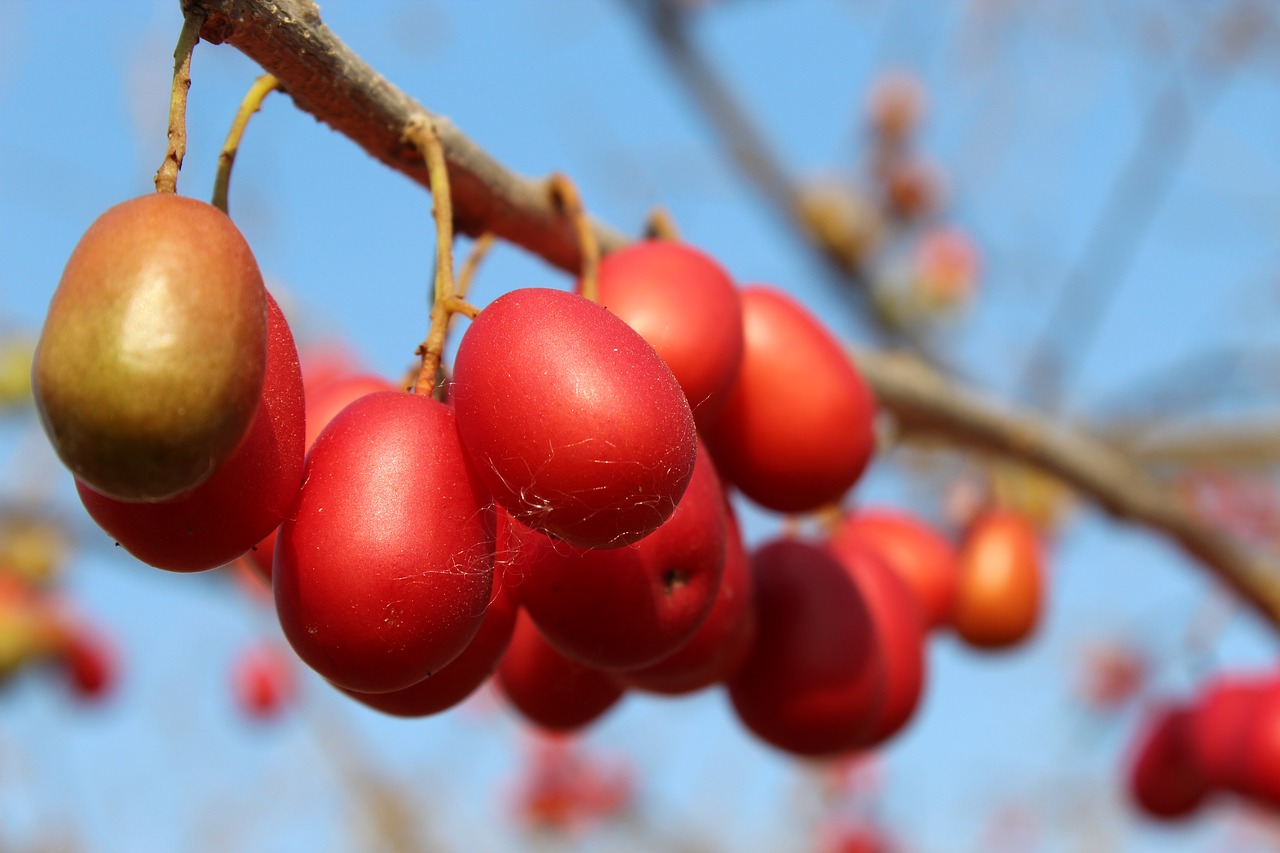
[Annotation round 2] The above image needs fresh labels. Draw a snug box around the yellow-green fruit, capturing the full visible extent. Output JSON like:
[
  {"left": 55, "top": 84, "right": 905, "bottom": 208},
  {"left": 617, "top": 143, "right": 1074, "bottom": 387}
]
[{"left": 32, "top": 194, "right": 267, "bottom": 502}]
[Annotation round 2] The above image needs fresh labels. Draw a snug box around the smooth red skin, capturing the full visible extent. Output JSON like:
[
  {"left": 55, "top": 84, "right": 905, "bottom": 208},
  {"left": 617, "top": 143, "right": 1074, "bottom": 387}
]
[
  {"left": 952, "top": 511, "right": 1042, "bottom": 650},
  {"left": 704, "top": 286, "right": 877, "bottom": 514},
  {"left": 247, "top": 373, "right": 397, "bottom": 581},
  {"left": 233, "top": 644, "right": 295, "bottom": 721},
  {"left": 273, "top": 392, "right": 495, "bottom": 694},
  {"left": 516, "top": 441, "right": 727, "bottom": 671},
  {"left": 1189, "top": 674, "right": 1280, "bottom": 803},
  {"left": 77, "top": 292, "right": 305, "bottom": 572},
  {"left": 1238, "top": 685, "right": 1280, "bottom": 806},
  {"left": 728, "top": 539, "right": 883, "bottom": 757},
  {"left": 828, "top": 539, "right": 926, "bottom": 747},
  {"left": 620, "top": 500, "right": 756, "bottom": 694},
  {"left": 340, "top": 572, "right": 519, "bottom": 717},
  {"left": 1128, "top": 705, "right": 1211, "bottom": 820},
  {"left": 451, "top": 287, "right": 697, "bottom": 550},
  {"left": 595, "top": 241, "right": 743, "bottom": 430},
  {"left": 496, "top": 609, "right": 624, "bottom": 733},
  {"left": 64, "top": 628, "right": 115, "bottom": 701},
  {"left": 1189, "top": 676, "right": 1271, "bottom": 790},
  {"left": 830, "top": 509, "right": 957, "bottom": 630}
]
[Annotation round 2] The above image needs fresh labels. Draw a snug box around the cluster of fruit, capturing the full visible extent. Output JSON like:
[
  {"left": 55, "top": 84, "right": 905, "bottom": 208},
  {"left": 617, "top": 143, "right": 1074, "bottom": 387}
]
[
  {"left": 32, "top": 183, "right": 1044, "bottom": 757},
  {"left": 1130, "top": 672, "right": 1280, "bottom": 820}
]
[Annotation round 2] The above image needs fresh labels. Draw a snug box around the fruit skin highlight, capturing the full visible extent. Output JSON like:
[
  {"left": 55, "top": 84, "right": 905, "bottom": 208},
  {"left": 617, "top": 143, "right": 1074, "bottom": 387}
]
[
  {"left": 706, "top": 286, "right": 877, "bottom": 514},
  {"left": 451, "top": 287, "right": 697, "bottom": 550},
  {"left": 273, "top": 391, "right": 495, "bottom": 694},
  {"left": 76, "top": 292, "right": 304, "bottom": 572},
  {"left": 33, "top": 194, "right": 268, "bottom": 502}
]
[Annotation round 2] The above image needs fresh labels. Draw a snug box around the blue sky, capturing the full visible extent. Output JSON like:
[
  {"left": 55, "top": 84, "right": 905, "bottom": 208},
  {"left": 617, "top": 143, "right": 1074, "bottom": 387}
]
[{"left": 2, "top": 1, "right": 1280, "bottom": 851}]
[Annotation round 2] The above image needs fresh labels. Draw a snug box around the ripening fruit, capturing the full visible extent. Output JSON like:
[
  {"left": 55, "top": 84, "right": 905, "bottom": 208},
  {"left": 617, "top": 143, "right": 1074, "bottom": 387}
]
[
  {"left": 516, "top": 439, "right": 727, "bottom": 671},
  {"left": 451, "top": 287, "right": 697, "bottom": 550},
  {"left": 246, "top": 371, "right": 396, "bottom": 582},
  {"left": 232, "top": 643, "right": 296, "bottom": 722},
  {"left": 496, "top": 609, "right": 624, "bottom": 733},
  {"left": 76, "top": 292, "right": 304, "bottom": 572},
  {"left": 728, "top": 539, "right": 883, "bottom": 757},
  {"left": 1128, "top": 705, "right": 1210, "bottom": 820},
  {"left": 341, "top": 570, "right": 518, "bottom": 718},
  {"left": 274, "top": 392, "right": 494, "bottom": 694},
  {"left": 952, "top": 510, "right": 1042, "bottom": 650},
  {"left": 33, "top": 194, "right": 267, "bottom": 501},
  {"left": 595, "top": 241, "right": 743, "bottom": 429},
  {"left": 619, "top": 500, "right": 755, "bottom": 694},
  {"left": 61, "top": 625, "right": 116, "bottom": 702},
  {"left": 705, "top": 287, "right": 877, "bottom": 513},
  {"left": 828, "top": 539, "right": 926, "bottom": 747},
  {"left": 829, "top": 508, "right": 957, "bottom": 630}
]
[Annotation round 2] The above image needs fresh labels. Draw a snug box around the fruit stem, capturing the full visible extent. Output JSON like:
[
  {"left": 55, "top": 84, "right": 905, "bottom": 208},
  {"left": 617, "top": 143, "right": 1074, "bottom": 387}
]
[
  {"left": 405, "top": 116, "right": 470, "bottom": 397},
  {"left": 212, "top": 74, "right": 281, "bottom": 214},
  {"left": 153, "top": 12, "right": 204, "bottom": 195},
  {"left": 456, "top": 233, "right": 495, "bottom": 301},
  {"left": 643, "top": 207, "right": 681, "bottom": 241},
  {"left": 548, "top": 174, "right": 600, "bottom": 302}
]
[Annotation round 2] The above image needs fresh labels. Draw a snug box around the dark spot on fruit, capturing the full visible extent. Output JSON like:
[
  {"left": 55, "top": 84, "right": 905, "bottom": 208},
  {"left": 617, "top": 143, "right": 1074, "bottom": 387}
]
[{"left": 663, "top": 569, "right": 688, "bottom": 595}]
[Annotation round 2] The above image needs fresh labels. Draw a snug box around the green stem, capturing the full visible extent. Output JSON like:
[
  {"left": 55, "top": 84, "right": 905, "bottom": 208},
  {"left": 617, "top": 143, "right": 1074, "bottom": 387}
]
[{"left": 212, "top": 74, "right": 280, "bottom": 214}]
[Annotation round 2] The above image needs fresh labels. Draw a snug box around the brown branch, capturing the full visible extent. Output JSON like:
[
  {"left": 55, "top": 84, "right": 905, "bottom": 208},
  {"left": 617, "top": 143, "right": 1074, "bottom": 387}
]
[
  {"left": 856, "top": 346, "right": 1280, "bottom": 628},
  {"left": 179, "top": 0, "right": 1280, "bottom": 631},
  {"left": 181, "top": 0, "right": 628, "bottom": 274}
]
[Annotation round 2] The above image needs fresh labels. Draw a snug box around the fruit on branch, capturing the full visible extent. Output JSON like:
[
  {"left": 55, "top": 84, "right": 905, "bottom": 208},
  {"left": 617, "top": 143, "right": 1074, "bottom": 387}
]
[
  {"left": 1188, "top": 673, "right": 1280, "bottom": 807},
  {"left": 705, "top": 287, "right": 877, "bottom": 513},
  {"left": 33, "top": 194, "right": 268, "bottom": 502},
  {"left": 496, "top": 609, "right": 624, "bottom": 733},
  {"left": 728, "top": 539, "right": 883, "bottom": 757},
  {"left": 828, "top": 508, "right": 957, "bottom": 630},
  {"left": 341, "top": 569, "right": 518, "bottom": 717},
  {"left": 827, "top": 539, "right": 926, "bottom": 746},
  {"left": 247, "top": 371, "right": 397, "bottom": 582},
  {"left": 1127, "top": 705, "right": 1210, "bottom": 820},
  {"left": 951, "top": 510, "right": 1042, "bottom": 650},
  {"left": 232, "top": 642, "right": 295, "bottom": 722},
  {"left": 451, "top": 287, "right": 697, "bottom": 550},
  {"left": 620, "top": 500, "right": 755, "bottom": 694},
  {"left": 595, "top": 241, "right": 743, "bottom": 429},
  {"left": 60, "top": 623, "right": 116, "bottom": 702},
  {"left": 515, "top": 439, "right": 727, "bottom": 672},
  {"left": 273, "top": 391, "right": 494, "bottom": 694},
  {"left": 76, "top": 292, "right": 305, "bottom": 572}
]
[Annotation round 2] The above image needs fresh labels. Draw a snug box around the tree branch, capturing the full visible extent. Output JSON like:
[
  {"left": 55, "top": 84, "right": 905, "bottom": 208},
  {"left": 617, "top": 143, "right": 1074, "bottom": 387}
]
[
  {"left": 857, "top": 346, "right": 1280, "bottom": 628},
  {"left": 181, "top": 0, "right": 629, "bottom": 274},
  {"left": 181, "top": 0, "right": 1280, "bottom": 631}
]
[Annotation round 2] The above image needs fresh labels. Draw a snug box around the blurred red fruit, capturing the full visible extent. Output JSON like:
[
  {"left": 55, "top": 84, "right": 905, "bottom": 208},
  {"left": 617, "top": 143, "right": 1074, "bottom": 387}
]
[
  {"left": 1128, "top": 704, "right": 1210, "bottom": 820},
  {"left": 233, "top": 642, "right": 296, "bottom": 721}
]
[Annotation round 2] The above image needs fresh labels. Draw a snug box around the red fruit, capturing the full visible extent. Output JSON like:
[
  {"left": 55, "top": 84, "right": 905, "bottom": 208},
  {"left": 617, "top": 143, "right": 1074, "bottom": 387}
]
[
  {"left": 621, "top": 500, "right": 755, "bottom": 693},
  {"left": 63, "top": 626, "right": 116, "bottom": 701},
  {"left": 952, "top": 510, "right": 1042, "bottom": 650},
  {"left": 33, "top": 194, "right": 268, "bottom": 502},
  {"left": 1237, "top": 682, "right": 1280, "bottom": 807},
  {"left": 517, "top": 440, "right": 727, "bottom": 671},
  {"left": 829, "top": 508, "right": 957, "bottom": 630},
  {"left": 1128, "top": 705, "right": 1210, "bottom": 820},
  {"left": 246, "top": 372, "right": 396, "bottom": 581},
  {"left": 496, "top": 609, "right": 624, "bottom": 733},
  {"left": 1188, "top": 673, "right": 1280, "bottom": 806},
  {"left": 451, "top": 287, "right": 697, "bottom": 549},
  {"left": 728, "top": 539, "right": 882, "bottom": 757},
  {"left": 232, "top": 643, "right": 295, "bottom": 721},
  {"left": 273, "top": 391, "right": 494, "bottom": 694},
  {"left": 705, "top": 287, "right": 877, "bottom": 513},
  {"left": 76, "top": 292, "right": 305, "bottom": 572},
  {"left": 595, "top": 241, "right": 743, "bottom": 429},
  {"left": 828, "top": 539, "right": 926, "bottom": 747},
  {"left": 341, "top": 570, "right": 519, "bottom": 717}
]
